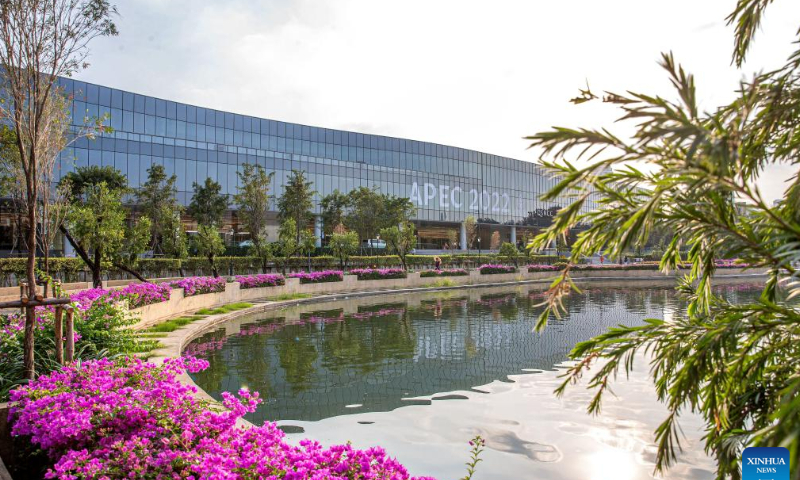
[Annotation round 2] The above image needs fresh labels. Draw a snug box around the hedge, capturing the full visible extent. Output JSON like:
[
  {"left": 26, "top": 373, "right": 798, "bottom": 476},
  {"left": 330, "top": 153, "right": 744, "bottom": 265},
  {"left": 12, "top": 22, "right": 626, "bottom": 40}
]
[
  {"left": 478, "top": 265, "right": 518, "bottom": 275},
  {"left": 0, "top": 254, "right": 563, "bottom": 285},
  {"left": 419, "top": 269, "right": 469, "bottom": 277},
  {"left": 349, "top": 268, "right": 407, "bottom": 280}
]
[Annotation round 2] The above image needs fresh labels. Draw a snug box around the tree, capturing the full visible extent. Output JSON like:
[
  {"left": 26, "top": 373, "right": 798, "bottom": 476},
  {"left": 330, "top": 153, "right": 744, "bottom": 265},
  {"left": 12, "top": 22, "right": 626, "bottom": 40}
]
[
  {"left": 193, "top": 224, "right": 224, "bottom": 278},
  {"left": 343, "top": 186, "right": 383, "bottom": 242},
  {"left": 0, "top": 0, "right": 117, "bottom": 380},
  {"left": 61, "top": 165, "right": 127, "bottom": 199},
  {"left": 464, "top": 216, "right": 477, "bottom": 249},
  {"left": 525, "top": 2, "right": 800, "bottom": 476},
  {"left": 137, "top": 164, "right": 181, "bottom": 255},
  {"left": 235, "top": 163, "right": 274, "bottom": 272},
  {"left": 341, "top": 186, "right": 416, "bottom": 244},
  {"left": 161, "top": 210, "right": 189, "bottom": 276},
  {"left": 63, "top": 183, "right": 150, "bottom": 287},
  {"left": 277, "top": 170, "right": 314, "bottom": 243},
  {"left": 380, "top": 195, "right": 416, "bottom": 228},
  {"left": 328, "top": 231, "right": 359, "bottom": 270},
  {"left": 273, "top": 218, "right": 314, "bottom": 275},
  {"left": 380, "top": 222, "right": 416, "bottom": 271},
  {"left": 59, "top": 166, "right": 140, "bottom": 285},
  {"left": 188, "top": 178, "right": 228, "bottom": 227},
  {"left": 320, "top": 189, "right": 348, "bottom": 236},
  {"left": 498, "top": 242, "right": 519, "bottom": 267}
]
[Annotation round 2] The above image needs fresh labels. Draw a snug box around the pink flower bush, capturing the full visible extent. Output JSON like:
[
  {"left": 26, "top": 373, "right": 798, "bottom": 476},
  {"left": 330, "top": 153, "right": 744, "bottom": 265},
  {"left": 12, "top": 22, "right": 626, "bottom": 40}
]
[
  {"left": 288, "top": 270, "right": 343, "bottom": 284},
  {"left": 235, "top": 273, "right": 285, "bottom": 289},
  {"left": 478, "top": 264, "right": 517, "bottom": 274},
  {"left": 70, "top": 283, "right": 171, "bottom": 310},
  {"left": 9, "top": 356, "right": 434, "bottom": 480},
  {"left": 527, "top": 264, "right": 561, "bottom": 272},
  {"left": 170, "top": 276, "right": 227, "bottom": 296},
  {"left": 419, "top": 268, "right": 468, "bottom": 278},
  {"left": 70, "top": 287, "right": 109, "bottom": 311},
  {"left": 349, "top": 268, "right": 407, "bottom": 280}
]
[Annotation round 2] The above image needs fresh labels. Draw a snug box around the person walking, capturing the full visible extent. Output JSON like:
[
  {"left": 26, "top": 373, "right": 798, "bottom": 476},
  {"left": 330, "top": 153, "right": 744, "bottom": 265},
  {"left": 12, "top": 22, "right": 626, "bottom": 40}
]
[{"left": 434, "top": 256, "right": 442, "bottom": 271}]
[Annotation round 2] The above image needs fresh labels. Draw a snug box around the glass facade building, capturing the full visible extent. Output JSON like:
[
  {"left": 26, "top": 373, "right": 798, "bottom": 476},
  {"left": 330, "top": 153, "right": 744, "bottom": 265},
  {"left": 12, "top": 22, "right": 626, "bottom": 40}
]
[{"left": 43, "top": 77, "right": 589, "bottom": 250}]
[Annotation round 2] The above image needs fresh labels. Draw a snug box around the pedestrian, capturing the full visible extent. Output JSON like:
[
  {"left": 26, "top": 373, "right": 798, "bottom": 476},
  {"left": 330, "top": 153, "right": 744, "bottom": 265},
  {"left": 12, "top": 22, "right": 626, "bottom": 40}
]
[
  {"left": 600, "top": 254, "right": 605, "bottom": 264},
  {"left": 434, "top": 256, "right": 442, "bottom": 271}
]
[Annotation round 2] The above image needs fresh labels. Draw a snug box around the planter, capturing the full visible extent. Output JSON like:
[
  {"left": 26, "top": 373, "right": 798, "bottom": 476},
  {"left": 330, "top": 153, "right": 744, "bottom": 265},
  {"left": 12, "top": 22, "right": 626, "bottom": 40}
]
[
  {"left": 420, "top": 269, "right": 469, "bottom": 278},
  {"left": 288, "top": 271, "right": 344, "bottom": 284},
  {"left": 478, "top": 265, "right": 517, "bottom": 275},
  {"left": 350, "top": 268, "right": 407, "bottom": 280},
  {"left": 235, "top": 274, "right": 286, "bottom": 289}
]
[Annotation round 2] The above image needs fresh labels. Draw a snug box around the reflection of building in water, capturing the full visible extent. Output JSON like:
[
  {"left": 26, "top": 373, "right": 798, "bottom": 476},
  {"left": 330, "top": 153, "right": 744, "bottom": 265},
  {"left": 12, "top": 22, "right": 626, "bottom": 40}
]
[{"left": 188, "top": 284, "right": 763, "bottom": 424}]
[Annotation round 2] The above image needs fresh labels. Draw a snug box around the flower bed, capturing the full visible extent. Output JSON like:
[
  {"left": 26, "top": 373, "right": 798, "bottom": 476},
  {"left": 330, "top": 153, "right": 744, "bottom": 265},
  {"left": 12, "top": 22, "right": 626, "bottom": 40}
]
[
  {"left": 420, "top": 268, "right": 469, "bottom": 278},
  {"left": 478, "top": 264, "right": 517, "bottom": 275},
  {"left": 8, "top": 356, "right": 432, "bottom": 479},
  {"left": 349, "top": 268, "right": 407, "bottom": 280},
  {"left": 235, "top": 273, "right": 286, "bottom": 289},
  {"left": 70, "top": 282, "right": 171, "bottom": 310},
  {"left": 527, "top": 264, "right": 562, "bottom": 273},
  {"left": 170, "top": 276, "right": 227, "bottom": 296},
  {"left": 288, "top": 270, "right": 343, "bottom": 284}
]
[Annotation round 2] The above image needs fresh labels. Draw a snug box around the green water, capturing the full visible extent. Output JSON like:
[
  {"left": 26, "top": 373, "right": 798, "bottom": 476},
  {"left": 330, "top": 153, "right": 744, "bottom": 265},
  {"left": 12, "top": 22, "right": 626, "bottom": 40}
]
[{"left": 187, "top": 281, "right": 763, "bottom": 479}]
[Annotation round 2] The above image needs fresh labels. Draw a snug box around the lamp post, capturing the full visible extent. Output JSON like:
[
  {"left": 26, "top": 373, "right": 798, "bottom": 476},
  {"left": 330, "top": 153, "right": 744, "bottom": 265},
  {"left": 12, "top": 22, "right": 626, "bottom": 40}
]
[{"left": 477, "top": 236, "right": 482, "bottom": 267}]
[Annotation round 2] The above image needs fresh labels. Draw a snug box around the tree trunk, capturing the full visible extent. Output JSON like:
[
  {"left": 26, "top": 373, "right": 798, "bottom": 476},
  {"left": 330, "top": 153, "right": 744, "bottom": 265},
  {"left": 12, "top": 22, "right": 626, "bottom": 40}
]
[
  {"left": 92, "top": 247, "right": 102, "bottom": 288},
  {"left": 23, "top": 187, "right": 37, "bottom": 380},
  {"left": 209, "top": 255, "right": 218, "bottom": 278},
  {"left": 113, "top": 262, "right": 148, "bottom": 283}
]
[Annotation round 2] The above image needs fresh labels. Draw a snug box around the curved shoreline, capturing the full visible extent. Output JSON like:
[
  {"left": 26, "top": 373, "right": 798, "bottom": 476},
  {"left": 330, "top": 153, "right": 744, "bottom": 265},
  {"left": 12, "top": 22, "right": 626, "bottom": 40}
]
[{"left": 148, "top": 272, "right": 767, "bottom": 405}]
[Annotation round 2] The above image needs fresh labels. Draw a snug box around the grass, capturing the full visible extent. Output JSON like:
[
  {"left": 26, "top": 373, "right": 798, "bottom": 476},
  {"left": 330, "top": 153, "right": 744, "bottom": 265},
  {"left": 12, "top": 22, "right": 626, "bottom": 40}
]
[
  {"left": 130, "top": 339, "right": 165, "bottom": 353},
  {"left": 196, "top": 302, "right": 253, "bottom": 315},
  {"left": 423, "top": 279, "right": 457, "bottom": 288},
  {"left": 267, "top": 293, "right": 312, "bottom": 301},
  {"left": 146, "top": 315, "right": 206, "bottom": 333}
]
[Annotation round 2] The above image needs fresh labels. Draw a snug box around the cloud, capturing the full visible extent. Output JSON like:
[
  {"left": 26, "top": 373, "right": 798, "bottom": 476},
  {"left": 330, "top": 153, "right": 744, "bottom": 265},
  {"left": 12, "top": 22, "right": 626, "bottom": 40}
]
[{"left": 81, "top": 0, "right": 800, "bottom": 201}]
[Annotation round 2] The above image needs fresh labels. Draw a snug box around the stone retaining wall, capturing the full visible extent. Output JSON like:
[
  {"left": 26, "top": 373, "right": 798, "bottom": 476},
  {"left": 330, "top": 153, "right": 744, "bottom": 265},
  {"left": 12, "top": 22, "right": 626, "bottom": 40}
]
[{"left": 130, "top": 267, "right": 766, "bottom": 328}]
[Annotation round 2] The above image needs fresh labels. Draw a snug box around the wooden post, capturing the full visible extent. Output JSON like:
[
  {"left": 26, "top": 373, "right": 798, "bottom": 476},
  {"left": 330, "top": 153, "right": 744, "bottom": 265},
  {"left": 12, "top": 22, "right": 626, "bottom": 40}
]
[
  {"left": 65, "top": 308, "right": 75, "bottom": 363},
  {"left": 19, "top": 281, "right": 26, "bottom": 314},
  {"left": 54, "top": 306, "right": 64, "bottom": 364},
  {"left": 23, "top": 306, "right": 35, "bottom": 380}
]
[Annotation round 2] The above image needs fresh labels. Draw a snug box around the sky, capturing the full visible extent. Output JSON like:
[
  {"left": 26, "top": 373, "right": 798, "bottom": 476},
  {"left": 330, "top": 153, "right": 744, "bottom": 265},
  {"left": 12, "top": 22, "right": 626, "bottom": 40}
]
[{"left": 75, "top": 0, "right": 800, "bottom": 202}]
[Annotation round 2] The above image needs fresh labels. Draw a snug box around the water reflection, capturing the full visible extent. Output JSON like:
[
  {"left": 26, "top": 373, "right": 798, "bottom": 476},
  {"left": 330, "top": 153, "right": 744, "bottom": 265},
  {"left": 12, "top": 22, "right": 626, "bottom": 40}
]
[{"left": 188, "top": 282, "right": 762, "bottom": 425}]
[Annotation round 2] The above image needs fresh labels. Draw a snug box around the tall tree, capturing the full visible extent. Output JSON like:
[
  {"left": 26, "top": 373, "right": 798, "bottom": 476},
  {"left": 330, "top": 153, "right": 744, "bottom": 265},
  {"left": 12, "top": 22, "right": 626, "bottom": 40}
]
[
  {"left": 273, "top": 218, "right": 314, "bottom": 275},
  {"left": 328, "top": 231, "right": 359, "bottom": 270},
  {"left": 320, "top": 189, "right": 348, "bottom": 236},
  {"left": 63, "top": 182, "right": 150, "bottom": 287},
  {"left": 0, "top": 0, "right": 117, "bottom": 380},
  {"left": 526, "top": 1, "right": 800, "bottom": 476},
  {"left": 235, "top": 163, "right": 274, "bottom": 272},
  {"left": 342, "top": 186, "right": 415, "bottom": 243},
  {"left": 61, "top": 165, "right": 127, "bottom": 198},
  {"left": 277, "top": 170, "right": 314, "bottom": 243},
  {"left": 188, "top": 177, "right": 228, "bottom": 227},
  {"left": 343, "top": 186, "right": 384, "bottom": 242},
  {"left": 136, "top": 164, "right": 181, "bottom": 254},
  {"left": 380, "top": 221, "right": 416, "bottom": 271},
  {"left": 161, "top": 209, "right": 189, "bottom": 275},
  {"left": 193, "top": 224, "right": 224, "bottom": 278}
]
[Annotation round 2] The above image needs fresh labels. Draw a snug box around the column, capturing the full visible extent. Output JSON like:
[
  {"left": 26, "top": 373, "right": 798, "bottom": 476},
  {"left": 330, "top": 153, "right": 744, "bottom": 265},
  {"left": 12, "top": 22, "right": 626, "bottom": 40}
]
[
  {"left": 460, "top": 222, "right": 467, "bottom": 251},
  {"left": 314, "top": 215, "right": 322, "bottom": 248},
  {"left": 510, "top": 225, "right": 517, "bottom": 246},
  {"left": 64, "top": 234, "right": 75, "bottom": 257}
]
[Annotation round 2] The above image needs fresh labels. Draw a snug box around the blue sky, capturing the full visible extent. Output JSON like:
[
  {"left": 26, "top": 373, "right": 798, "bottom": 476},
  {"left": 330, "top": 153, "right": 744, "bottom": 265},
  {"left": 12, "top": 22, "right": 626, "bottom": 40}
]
[{"left": 76, "top": 0, "right": 800, "bottom": 202}]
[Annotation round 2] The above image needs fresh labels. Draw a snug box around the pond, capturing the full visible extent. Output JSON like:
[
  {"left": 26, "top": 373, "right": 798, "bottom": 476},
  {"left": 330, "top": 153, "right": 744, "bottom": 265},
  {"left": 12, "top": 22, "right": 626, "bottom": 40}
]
[{"left": 187, "top": 280, "right": 762, "bottom": 480}]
